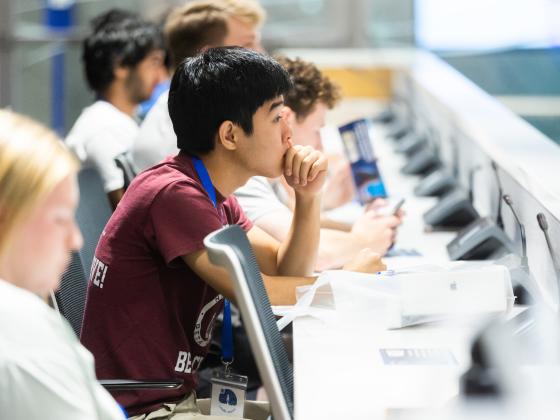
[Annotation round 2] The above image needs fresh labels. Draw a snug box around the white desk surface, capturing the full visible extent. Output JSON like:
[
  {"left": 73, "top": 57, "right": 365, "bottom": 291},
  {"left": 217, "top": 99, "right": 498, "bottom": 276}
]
[
  {"left": 293, "top": 121, "right": 475, "bottom": 420},
  {"left": 293, "top": 314, "right": 473, "bottom": 420},
  {"left": 287, "top": 50, "right": 560, "bottom": 418}
]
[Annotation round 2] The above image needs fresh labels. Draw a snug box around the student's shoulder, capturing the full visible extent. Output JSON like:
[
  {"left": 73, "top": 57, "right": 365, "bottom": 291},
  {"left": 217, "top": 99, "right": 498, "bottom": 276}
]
[
  {"left": 84, "top": 100, "right": 127, "bottom": 118},
  {"left": 134, "top": 170, "right": 217, "bottom": 227},
  {"left": 0, "top": 308, "right": 97, "bottom": 418},
  {"left": 152, "top": 89, "right": 169, "bottom": 111},
  {"left": 134, "top": 162, "right": 205, "bottom": 204},
  {"left": 0, "top": 280, "right": 45, "bottom": 319},
  {"left": 154, "top": 174, "right": 207, "bottom": 204},
  {"left": 0, "top": 281, "right": 69, "bottom": 348},
  {"left": 72, "top": 100, "right": 112, "bottom": 122},
  {"left": 140, "top": 90, "right": 170, "bottom": 125},
  {"left": 70, "top": 101, "right": 136, "bottom": 134}
]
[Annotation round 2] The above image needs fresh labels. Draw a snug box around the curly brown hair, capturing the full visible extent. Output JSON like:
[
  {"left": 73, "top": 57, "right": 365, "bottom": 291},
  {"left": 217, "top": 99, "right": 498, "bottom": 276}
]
[{"left": 274, "top": 55, "right": 341, "bottom": 121}]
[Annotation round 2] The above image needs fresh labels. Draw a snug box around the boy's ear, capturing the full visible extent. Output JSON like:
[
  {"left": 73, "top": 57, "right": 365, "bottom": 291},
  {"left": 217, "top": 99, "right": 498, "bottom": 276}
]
[
  {"left": 217, "top": 120, "right": 238, "bottom": 151},
  {"left": 114, "top": 65, "right": 129, "bottom": 81}
]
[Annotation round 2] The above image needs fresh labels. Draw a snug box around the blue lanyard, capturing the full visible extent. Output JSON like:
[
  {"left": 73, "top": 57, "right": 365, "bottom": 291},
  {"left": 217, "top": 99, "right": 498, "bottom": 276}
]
[{"left": 192, "top": 157, "right": 234, "bottom": 363}]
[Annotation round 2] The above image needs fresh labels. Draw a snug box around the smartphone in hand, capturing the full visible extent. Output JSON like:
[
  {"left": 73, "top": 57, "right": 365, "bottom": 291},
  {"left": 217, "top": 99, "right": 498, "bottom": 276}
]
[
  {"left": 390, "top": 198, "right": 405, "bottom": 216},
  {"left": 377, "top": 198, "right": 405, "bottom": 217}
]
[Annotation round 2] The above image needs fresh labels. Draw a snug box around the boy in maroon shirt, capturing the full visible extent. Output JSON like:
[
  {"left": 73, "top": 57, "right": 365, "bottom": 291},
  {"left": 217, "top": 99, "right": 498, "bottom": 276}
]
[{"left": 81, "top": 47, "right": 385, "bottom": 418}]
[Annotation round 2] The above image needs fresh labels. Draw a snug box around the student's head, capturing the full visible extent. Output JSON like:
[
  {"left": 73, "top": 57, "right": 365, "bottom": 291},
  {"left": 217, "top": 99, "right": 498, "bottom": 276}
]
[
  {"left": 169, "top": 47, "right": 292, "bottom": 177},
  {"left": 164, "top": 0, "right": 265, "bottom": 70},
  {"left": 83, "top": 9, "right": 165, "bottom": 103},
  {"left": 89, "top": 8, "right": 138, "bottom": 31},
  {"left": 275, "top": 55, "right": 341, "bottom": 150},
  {"left": 0, "top": 110, "right": 82, "bottom": 297},
  {"left": 220, "top": 0, "right": 265, "bottom": 50}
]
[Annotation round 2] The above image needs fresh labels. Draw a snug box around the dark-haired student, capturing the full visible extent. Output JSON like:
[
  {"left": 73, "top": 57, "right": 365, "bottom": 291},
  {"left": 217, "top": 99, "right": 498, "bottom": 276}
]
[
  {"left": 66, "top": 9, "right": 165, "bottom": 209},
  {"left": 80, "top": 47, "right": 385, "bottom": 419},
  {"left": 235, "top": 56, "right": 402, "bottom": 270}
]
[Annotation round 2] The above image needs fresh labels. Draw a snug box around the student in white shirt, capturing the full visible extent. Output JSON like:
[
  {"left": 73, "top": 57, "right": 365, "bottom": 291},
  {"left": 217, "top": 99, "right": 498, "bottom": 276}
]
[
  {"left": 0, "top": 109, "right": 124, "bottom": 420},
  {"left": 66, "top": 10, "right": 165, "bottom": 209},
  {"left": 132, "top": 0, "right": 266, "bottom": 172},
  {"left": 235, "top": 56, "right": 402, "bottom": 270}
]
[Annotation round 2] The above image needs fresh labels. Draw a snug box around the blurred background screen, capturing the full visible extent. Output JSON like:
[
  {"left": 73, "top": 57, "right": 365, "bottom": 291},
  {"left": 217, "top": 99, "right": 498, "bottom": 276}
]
[{"left": 415, "top": 0, "right": 560, "bottom": 51}]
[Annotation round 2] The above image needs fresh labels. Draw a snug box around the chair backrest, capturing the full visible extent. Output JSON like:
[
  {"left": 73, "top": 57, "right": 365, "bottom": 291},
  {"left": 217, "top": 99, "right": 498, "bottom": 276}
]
[
  {"left": 76, "top": 167, "right": 112, "bottom": 278},
  {"left": 53, "top": 167, "right": 112, "bottom": 336},
  {"left": 55, "top": 251, "right": 88, "bottom": 336},
  {"left": 204, "top": 225, "right": 293, "bottom": 420},
  {"left": 114, "top": 151, "right": 138, "bottom": 190}
]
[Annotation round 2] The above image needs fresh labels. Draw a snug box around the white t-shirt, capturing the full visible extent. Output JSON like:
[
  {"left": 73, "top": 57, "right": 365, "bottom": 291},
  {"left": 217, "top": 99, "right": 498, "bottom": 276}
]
[
  {"left": 0, "top": 279, "right": 124, "bottom": 420},
  {"left": 66, "top": 100, "right": 139, "bottom": 193},
  {"left": 132, "top": 90, "right": 178, "bottom": 172},
  {"left": 234, "top": 176, "right": 292, "bottom": 222}
]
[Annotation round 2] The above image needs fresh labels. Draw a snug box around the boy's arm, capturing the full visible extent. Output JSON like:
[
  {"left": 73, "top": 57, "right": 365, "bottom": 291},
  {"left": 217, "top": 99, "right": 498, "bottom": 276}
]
[
  {"left": 181, "top": 227, "right": 386, "bottom": 306},
  {"left": 181, "top": 145, "right": 327, "bottom": 305},
  {"left": 181, "top": 249, "right": 315, "bottom": 306}
]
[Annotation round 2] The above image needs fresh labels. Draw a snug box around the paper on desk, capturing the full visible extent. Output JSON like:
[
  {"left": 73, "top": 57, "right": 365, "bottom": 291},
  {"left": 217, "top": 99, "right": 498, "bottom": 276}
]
[
  {"left": 274, "top": 261, "right": 514, "bottom": 330},
  {"left": 273, "top": 268, "right": 404, "bottom": 330},
  {"left": 273, "top": 268, "right": 406, "bottom": 330},
  {"left": 273, "top": 275, "right": 335, "bottom": 331}
]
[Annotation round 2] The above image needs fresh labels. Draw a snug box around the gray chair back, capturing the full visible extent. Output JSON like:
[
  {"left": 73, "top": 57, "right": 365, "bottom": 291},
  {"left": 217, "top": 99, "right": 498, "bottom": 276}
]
[
  {"left": 76, "top": 167, "right": 112, "bottom": 277},
  {"left": 55, "top": 251, "right": 88, "bottom": 337},
  {"left": 204, "top": 225, "right": 293, "bottom": 420},
  {"left": 55, "top": 167, "right": 111, "bottom": 336}
]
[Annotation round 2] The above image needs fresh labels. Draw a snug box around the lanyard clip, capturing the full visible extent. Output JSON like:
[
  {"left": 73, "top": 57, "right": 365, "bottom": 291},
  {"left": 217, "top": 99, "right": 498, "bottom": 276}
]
[{"left": 221, "top": 357, "right": 234, "bottom": 376}]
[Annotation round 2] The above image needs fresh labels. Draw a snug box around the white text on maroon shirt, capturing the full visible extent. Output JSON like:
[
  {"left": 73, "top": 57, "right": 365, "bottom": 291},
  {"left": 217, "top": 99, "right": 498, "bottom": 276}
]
[
  {"left": 90, "top": 256, "right": 108, "bottom": 289},
  {"left": 175, "top": 351, "right": 204, "bottom": 373}
]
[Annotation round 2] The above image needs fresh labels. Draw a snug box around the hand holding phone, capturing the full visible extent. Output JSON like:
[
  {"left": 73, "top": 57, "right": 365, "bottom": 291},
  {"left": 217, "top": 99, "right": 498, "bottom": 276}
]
[
  {"left": 376, "top": 198, "right": 405, "bottom": 217},
  {"left": 390, "top": 198, "right": 406, "bottom": 216}
]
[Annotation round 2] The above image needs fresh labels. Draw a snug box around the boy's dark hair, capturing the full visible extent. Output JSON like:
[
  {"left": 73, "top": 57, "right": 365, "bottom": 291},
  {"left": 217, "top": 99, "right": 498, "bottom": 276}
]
[
  {"left": 168, "top": 47, "right": 292, "bottom": 156},
  {"left": 83, "top": 10, "right": 164, "bottom": 93},
  {"left": 89, "top": 8, "right": 138, "bottom": 32}
]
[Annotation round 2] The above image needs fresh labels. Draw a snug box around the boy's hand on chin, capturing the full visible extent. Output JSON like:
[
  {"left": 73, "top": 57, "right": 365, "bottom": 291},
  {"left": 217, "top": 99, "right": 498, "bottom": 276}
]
[{"left": 283, "top": 145, "right": 328, "bottom": 198}]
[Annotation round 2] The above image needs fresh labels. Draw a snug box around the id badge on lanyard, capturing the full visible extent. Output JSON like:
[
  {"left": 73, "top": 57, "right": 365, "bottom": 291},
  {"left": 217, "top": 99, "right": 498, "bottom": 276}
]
[{"left": 192, "top": 157, "right": 248, "bottom": 417}]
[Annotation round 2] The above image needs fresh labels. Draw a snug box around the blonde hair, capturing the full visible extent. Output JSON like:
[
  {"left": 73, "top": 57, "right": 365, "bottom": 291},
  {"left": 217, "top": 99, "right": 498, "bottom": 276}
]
[
  {"left": 0, "top": 109, "right": 79, "bottom": 258},
  {"left": 220, "top": 0, "right": 266, "bottom": 26},
  {"left": 165, "top": 1, "right": 229, "bottom": 68},
  {"left": 165, "top": 0, "right": 266, "bottom": 69}
]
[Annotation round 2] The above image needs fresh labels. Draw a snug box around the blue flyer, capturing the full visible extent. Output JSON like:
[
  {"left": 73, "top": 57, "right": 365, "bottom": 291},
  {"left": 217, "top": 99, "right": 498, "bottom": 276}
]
[{"left": 339, "top": 118, "right": 388, "bottom": 204}]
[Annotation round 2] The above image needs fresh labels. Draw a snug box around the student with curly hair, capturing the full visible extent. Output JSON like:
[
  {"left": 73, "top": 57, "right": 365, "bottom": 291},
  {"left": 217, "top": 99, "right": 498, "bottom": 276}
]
[{"left": 235, "top": 56, "right": 402, "bottom": 270}]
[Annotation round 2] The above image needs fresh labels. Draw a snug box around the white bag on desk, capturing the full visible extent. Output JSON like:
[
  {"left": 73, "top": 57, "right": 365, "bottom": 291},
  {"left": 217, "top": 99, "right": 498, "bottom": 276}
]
[
  {"left": 279, "top": 263, "right": 514, "bottom": 330},
  {"left": 385, "top": 264, "right": 513, "bottom": 329}
]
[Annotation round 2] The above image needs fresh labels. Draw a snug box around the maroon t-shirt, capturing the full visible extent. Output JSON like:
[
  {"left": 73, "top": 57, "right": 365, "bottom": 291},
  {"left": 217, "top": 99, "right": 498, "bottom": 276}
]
[{"left": 80, "top": 152, "right": 252, "bottom": 416}]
